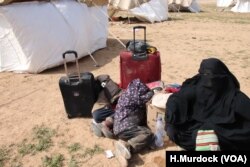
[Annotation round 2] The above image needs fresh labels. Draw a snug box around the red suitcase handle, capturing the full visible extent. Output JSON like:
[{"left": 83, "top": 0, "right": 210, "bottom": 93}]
[
  {"left": 133, "top": 26, "right": 146, "bottom": 43},
  {"left": 132, "top": 26, "right": 148, "bottom": 61}
]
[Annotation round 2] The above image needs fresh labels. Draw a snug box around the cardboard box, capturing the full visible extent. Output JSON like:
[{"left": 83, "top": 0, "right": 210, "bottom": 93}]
[{"left": 146, "top": 103, "right": 165, "bottom": 133}]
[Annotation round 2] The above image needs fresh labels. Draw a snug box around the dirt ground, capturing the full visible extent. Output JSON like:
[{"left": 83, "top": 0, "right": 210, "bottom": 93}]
[{"left": 0, "top": 0, "right": 250, "bottom": 167}]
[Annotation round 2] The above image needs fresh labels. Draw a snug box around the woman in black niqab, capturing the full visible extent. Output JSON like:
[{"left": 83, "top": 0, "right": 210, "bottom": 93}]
[{"left": 166, "top": 58, "right": 250, "bottom": 150}]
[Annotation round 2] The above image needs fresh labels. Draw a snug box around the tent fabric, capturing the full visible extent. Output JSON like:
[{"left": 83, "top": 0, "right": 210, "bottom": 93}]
[
  {"left": 168, "top": 0, "right": 193, "bottom": 7},
  {"left": 78, "top": 0, "right": 109, "bottom": 7},
  {"left": 168, "top": 0, "right": 200, "bottom": 13},
  {"left": 108, "top": 0, "right": 168, "bottom": 23},
  {"left": 0, "top": 0, "right": 108, "bottom": 73},
  {"left": 231, "top": 0, "right": 250, "bottom": 13},
  {"left": 129, "top": 0, "right": 168, "bottom": 23},
  {"left": 109, "top": 0, "right": 149, "bottom": 10},
  {"left": 0, "top": 0, "right": 42, "bottom": 5},
  {"left": 1, "top": 0, "right": 109, "bottom": 6},
  {"left": 216, "top": 0, "right": 236, "bottom": 7}
]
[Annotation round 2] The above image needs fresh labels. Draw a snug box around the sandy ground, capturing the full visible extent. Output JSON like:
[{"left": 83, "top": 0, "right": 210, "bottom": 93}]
[{"left": 0, "top": 0, "right": 250, "bottom": 166}]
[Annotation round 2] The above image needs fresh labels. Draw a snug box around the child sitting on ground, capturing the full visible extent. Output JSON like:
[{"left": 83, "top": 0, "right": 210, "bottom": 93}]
[{"left": 113, "top": 79, "right": 156, "bottom": 167}]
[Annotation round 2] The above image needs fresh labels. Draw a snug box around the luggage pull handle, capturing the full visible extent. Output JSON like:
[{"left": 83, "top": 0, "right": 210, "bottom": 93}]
[
  {"left": 133, "top": 26, "right": 146, "bottom": 44},
  {"left": 62, "top": 50, "right": 81, "bottom": 82},
  {"left": 132, "top": 26, "right": 148, "bottom": 61}
]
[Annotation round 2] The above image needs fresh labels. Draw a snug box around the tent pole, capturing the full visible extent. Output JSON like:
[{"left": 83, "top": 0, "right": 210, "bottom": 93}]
[
  {"left": 84, "top": 3, "right": 127, "bottom": 67},
  {"left": 108, "top": 30, "right": 126, "bottom": 48},
  {"left": 92, "top": 2, "right": 126, "bottom": 48},
  {"left": 88, "top": 52, "right": 100, "bottom": 67}
]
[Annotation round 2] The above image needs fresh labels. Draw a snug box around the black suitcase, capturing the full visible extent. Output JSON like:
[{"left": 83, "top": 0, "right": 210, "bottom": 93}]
[{"left": 59, "top": 50, "right": 96, "bottom": 118}]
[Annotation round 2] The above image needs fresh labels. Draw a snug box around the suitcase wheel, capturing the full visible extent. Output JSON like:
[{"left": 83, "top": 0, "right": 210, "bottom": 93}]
[{"left": 67, "top": 114, "right": 73, "bottom": 119}]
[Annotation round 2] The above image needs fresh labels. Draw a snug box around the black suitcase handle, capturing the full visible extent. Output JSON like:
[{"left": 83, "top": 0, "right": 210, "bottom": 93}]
[
  {"left": 63, "top": 50, "right": 78, "bottom": 59},
  {"left": 62, "top": 50, "right": 81, "bottom": 82},
  {"left": 132, "top": 26, "right": 147, "bottom": 61}
]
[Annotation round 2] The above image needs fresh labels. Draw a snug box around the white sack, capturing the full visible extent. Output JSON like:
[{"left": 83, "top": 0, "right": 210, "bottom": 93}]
[
  {"left": 151, "top": 92, "right": 172, "bottom": 109},
  {"left": 130, "top": 0, "right": 168, "bottom": 23},
  {"left": 0, "top": 0, "right": 108, "bottom": 73},
  {"left": 231, "top": 0, "right": 250, "bottom": 13}
]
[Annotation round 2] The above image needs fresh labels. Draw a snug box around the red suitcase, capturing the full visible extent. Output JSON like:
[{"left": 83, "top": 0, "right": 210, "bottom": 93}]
[{"left": 120, "top": 26, "right": 161, "bottom": 89}]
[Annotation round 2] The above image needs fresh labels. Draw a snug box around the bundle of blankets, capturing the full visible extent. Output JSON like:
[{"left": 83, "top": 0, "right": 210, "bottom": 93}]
[{"left": 166, "top": 58, "right": 250, "bottom": 151}]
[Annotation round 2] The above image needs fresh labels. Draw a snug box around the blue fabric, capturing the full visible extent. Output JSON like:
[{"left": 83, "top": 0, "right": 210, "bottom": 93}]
[{"left": 92, "top": 106, "right": 114, "bottom": 123}]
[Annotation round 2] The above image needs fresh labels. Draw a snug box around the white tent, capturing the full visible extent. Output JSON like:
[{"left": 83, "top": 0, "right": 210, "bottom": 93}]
[
  {"left": 0, "top": 0, "right": 108, "bottom": 73},
  {"left": 108, "top": 0, "right": 168, "bottom": 23},
  {"left": 109, "top": 0, "right": 149, "bottom": 10},
  {"left": 168, "top": 0, "right": 200, "bottom": 13},
  {"left": 231, "top": 0, "right": 250, "bottom": 12},
  {"left": 129, "top": 0, "right": 168, "bottom": 23}
]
